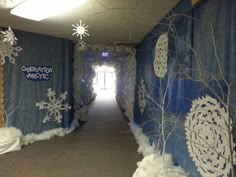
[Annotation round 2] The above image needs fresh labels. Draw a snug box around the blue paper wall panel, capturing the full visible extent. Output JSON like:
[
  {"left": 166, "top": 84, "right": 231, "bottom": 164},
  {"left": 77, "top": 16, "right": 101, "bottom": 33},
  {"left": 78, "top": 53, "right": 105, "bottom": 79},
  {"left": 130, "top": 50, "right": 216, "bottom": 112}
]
[{"left": 4, "top": 30, "right": 73, "bottom": 134}]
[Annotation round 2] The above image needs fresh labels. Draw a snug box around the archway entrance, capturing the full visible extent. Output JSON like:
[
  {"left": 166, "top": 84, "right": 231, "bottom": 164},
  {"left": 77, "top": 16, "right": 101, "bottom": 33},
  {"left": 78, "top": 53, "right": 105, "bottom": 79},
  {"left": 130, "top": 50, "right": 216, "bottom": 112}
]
[{"left": 93, "top": 65, "right": 116, "bottom": 100}]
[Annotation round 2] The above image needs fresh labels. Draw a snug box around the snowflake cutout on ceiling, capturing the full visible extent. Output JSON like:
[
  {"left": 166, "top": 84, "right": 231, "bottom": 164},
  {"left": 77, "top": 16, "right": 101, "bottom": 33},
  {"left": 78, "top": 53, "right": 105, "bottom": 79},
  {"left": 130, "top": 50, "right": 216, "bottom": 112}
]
[
  {"left": 72, "top": 20, "right": 89, "bottom": 40},
  {"left": 1, "top": 26, "right": 18, "bottom": 45},
  {"left": 138, "top": 78, "right": 146, "bottom": 114},
  {"left": 36, "top": 88, "right": 71, "bottom": 124},
  {"left": 153, "top": 33, "right": 168, "bottom": 78},
  {"left": 185, "top": 95, "right": 236, "bottom": 177},
  {"left": 77, "top": 40, "right": 86, "bottom": 52},
  {"left": 0, "top": 39, "right": 22, "bottom": 65}
]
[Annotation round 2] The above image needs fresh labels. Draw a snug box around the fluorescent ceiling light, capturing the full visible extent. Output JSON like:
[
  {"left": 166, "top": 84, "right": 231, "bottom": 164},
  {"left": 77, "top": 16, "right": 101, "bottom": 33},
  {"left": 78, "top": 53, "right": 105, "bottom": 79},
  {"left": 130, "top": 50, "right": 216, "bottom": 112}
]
[{"left": 10, "top": 0, "right": 86, "bottom": 21}]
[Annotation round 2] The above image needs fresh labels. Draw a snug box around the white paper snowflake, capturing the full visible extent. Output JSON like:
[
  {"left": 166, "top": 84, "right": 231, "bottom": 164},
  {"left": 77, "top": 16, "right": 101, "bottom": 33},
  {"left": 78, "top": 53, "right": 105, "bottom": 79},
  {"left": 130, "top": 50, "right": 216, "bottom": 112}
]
[
  {"left": 0, "top": 39, "right": 22, "bottom": 65},
  {"left": 138, "top": 79, "right": 146, "bottom": 114},
  {"left": 72, "top": 20, "right": 89, "bottom": 40},
  {"left": 185, "top": 95, "right": 236, "bottom": 177},
  {"left": 77, "top": 40, "right": 86, "bottom": 52},
  {"left": 1, "top": 26, "right": 18, "bottom": 45},
  {"left": 153, "top": 33, "right": 168, "bottom": 78},
  {"left": 36, "top": 88, "right": 71, "bottom": 124}
]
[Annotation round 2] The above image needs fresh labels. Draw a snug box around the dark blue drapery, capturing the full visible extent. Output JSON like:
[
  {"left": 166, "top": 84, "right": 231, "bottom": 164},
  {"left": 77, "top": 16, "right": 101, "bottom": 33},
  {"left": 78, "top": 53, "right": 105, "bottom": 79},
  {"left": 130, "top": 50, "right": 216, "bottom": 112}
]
[{"left": 4, "top": 30, "right": 73, "bottom": 134}]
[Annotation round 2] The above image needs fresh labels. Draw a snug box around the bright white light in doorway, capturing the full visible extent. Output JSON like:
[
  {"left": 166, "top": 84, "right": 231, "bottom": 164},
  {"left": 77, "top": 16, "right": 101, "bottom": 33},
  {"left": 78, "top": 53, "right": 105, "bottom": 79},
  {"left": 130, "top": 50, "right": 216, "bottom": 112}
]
[
  {"left": 72, "top": 20, "right": 89, "bottom": 40},
  {"left": 10, "top": 0, "right": 86, "bottom": 21},
  {"left": 93, "top": 65, "right": 116, "bottom": 99}
]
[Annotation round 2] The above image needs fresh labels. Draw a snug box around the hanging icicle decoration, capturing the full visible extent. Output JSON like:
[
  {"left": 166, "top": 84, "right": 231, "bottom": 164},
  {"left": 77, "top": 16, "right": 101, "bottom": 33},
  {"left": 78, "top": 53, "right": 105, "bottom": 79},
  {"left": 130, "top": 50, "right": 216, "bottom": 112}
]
[
  {"left": 138, "top": 78, "right": 146, "bottom": 114},
  {"left": 185, "top": 95, "right": 236, "bottom": 177},
  {"left": 153, "top": 33, "right": 168, "bottom": 78}
]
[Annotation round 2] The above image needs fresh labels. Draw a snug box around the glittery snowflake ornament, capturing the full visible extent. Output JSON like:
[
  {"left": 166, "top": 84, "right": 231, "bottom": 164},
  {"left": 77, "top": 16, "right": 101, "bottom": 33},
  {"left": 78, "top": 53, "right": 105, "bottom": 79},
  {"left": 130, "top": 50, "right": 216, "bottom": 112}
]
[
  {"left": 0, "top": 27, "right": 22, "bottom": 65},
  {"left": 36, "top": 88, "right": 71, "bottom": 124},
  {"left": 1, "top": 26, "right": 18, "bottom": 45},
  {"left": 185, "top": 95, "right": 236, "bottom": 177},
  {"left": 72, "top": 20, "right": 89, "bottom": 40},
  {"left": 154, "top": 33, "right": 168, "bottom": 78}
]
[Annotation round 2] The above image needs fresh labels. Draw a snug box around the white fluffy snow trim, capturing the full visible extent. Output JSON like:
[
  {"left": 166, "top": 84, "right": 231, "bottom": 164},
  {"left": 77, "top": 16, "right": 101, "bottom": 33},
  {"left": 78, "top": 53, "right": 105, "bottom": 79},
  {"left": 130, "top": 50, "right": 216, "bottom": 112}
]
[
  {"left": 0, "top": 127, "right": 22, "bottom": 155},
  {"left": 129, "top": 120, "right": 187, "bottom": 177},
  {"left": 21, "top": 127, "right": 75, "bottom": 146},
  {"left": 0, "top": 127, "right": 22, "bottom": 137},
  {"left": 133, "top": 154, "right": 187, "bottom": 177},
  {"left": 129, "top": 121, "right": 156, "bottom": 156}
]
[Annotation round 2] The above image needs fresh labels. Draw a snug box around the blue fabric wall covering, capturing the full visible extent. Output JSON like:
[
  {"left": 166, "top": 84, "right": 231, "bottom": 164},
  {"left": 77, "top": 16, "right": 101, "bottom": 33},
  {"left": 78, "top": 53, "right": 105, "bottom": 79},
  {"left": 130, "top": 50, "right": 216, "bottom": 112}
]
[
  {"left": 4, "top": 29, "right": 73, "bottom": 134},
  {"left": 134, "top": 0, "right": 236, "bottom": 176}
]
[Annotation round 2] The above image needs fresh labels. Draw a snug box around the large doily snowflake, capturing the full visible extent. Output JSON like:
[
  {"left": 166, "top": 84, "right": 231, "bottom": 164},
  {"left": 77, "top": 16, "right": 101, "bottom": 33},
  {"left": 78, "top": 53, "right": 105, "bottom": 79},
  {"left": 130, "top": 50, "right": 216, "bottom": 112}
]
[
  {"left": 72, "top": 20, "right": 89, "bottom": 40},
  {"left": 1, "top": 26, "right": 18, "bottom": 45},
  {"left": 36, "top": 88, "right": 71, "bottom": 124},
  {"left": 0, "top": 39, "right": 22, "bottom": 65},
  {"left": 153, "top": 33, "right": 168, "bottom": 78},
  {"left": 138, "top": 79, "right": 146, "bottom": 114},
  {"left": 185, "top": 95, "right": 236, "bottom": 177}
]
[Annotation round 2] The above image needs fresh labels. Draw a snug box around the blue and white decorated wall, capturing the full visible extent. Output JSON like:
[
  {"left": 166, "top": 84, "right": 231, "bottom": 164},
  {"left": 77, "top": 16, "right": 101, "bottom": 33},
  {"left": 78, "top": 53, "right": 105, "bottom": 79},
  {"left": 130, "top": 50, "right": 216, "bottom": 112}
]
[
  {"left": 134, "top": 0, "right": 236, "bottom": 176},
  {"left": 3, "top": 29, "right": 73, "bottom": 134}
]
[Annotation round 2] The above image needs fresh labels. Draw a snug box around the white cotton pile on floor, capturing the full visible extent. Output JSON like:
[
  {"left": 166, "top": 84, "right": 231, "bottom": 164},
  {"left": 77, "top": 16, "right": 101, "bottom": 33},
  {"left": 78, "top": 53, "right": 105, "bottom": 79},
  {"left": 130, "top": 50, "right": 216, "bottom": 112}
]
[
  {"left": 129, "top": 121, "right": 187, "bottom": 177},
  {"left": 21, "top": 127, "right": 75, "bottom": 146},
  {"left": 0, "top": 127, "right": 22, "bottom": 155},
  {"left": 129, "top": 121, "right": 156, "bottom": 156},
  {"left": 133, "top": 154, "right": 187, "bottom": 177}
]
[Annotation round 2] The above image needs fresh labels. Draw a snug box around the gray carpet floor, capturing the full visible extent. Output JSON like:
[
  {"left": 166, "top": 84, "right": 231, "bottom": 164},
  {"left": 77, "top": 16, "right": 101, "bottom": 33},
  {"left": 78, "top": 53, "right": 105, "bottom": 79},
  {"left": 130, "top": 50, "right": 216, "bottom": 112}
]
[{"left": 0, "top": 96, "right": 141, "bottom": 177}]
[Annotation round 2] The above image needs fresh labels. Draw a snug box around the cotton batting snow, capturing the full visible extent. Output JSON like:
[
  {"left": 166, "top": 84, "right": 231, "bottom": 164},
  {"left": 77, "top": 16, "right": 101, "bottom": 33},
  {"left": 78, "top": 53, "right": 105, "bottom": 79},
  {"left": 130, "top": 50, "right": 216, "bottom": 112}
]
[
  {"left": 0, "top": 126, "right": 75, "bottom": 155},
  {"left": 129, "top": 121, "right": 156, "bottom": 156},
  {"left": 0, "top": 127, "right": 22, "bottom": 155},
  {"left": 133, "top": 154, "right": 187, "bottom": 177},
  {"left": 129, "top": 121, "right": 187, "bottom": 177},
  {"left": 21, "top": 127, "right": 75, "bottom": 146}
]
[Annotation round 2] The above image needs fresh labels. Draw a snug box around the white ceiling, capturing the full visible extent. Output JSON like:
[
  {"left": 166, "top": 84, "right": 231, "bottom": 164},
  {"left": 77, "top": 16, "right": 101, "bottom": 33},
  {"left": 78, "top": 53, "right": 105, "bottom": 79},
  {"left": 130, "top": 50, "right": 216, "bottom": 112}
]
[{"left": 0, "top": 0, "right": 180, "bottom": 45}]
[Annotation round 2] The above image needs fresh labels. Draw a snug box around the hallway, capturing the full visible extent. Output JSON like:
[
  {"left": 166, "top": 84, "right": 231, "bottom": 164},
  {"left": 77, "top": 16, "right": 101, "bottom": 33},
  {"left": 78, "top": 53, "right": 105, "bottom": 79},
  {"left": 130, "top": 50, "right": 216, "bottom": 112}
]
[{"left": 0, "top": 96, "right": 140, "bottom": 177}]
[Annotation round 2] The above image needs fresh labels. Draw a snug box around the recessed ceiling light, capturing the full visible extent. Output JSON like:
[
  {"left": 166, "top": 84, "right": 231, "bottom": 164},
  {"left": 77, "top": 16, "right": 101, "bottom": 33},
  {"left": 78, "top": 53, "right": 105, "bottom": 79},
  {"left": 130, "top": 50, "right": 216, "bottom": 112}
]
[{"left": 10, "top": 0, "right": 86, "bottom": 21}]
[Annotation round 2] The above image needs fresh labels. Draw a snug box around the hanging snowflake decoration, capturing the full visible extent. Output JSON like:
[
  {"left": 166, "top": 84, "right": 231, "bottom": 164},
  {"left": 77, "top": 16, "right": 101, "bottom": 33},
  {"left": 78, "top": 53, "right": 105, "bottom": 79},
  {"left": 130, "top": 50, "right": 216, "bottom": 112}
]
[
  {"left": 185, "top": 95, "right": 236, "bottom": 177},
  {"left": 77, "top": 40, "right": 86, "bottom": 52},
  {"left": 36, "top": 88, "right": 71, "bottom": 124},
  {"left": 72, "top": 20, "right": 89, "bottom": 40},
  {"left": 153, "top": 33, "right": 168, "bottom": 78},
  {"left": 1, "top": 26, "right": 18, "bottom": 45},
  {"left": 138, "top": 78, "right": 146, "bottom": 114},
  {"left": 0, "top": 39, "right": 22, "bottom": 65}
]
